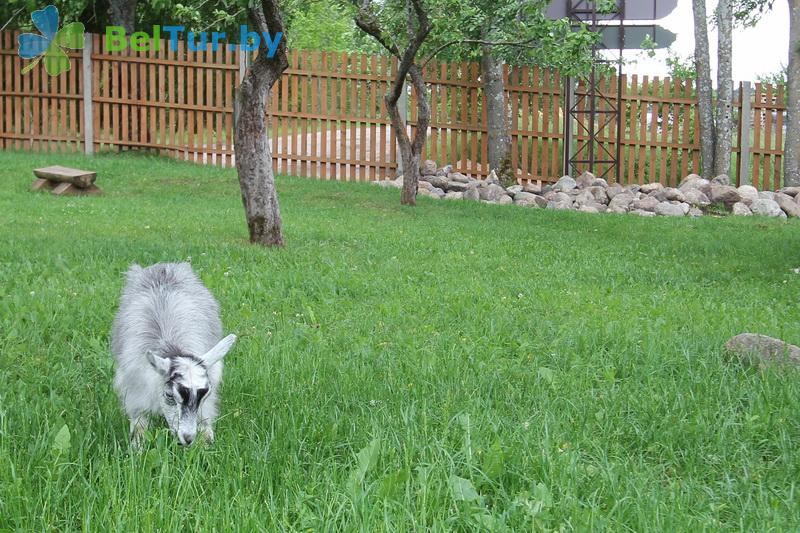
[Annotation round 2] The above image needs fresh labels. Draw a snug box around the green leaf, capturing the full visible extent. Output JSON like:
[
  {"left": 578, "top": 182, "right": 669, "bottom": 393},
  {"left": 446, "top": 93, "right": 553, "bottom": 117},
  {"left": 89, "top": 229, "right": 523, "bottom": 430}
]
[
  {"left": 472, "top": 512, "right": 500, "bottom": 529},
  {"left": 346, "top": 438, "right": 381, "bottom": 494},
  {"left": 482, "top": 440, "right": 505, "bottom": 479},
  {"left": 537, "top": 367, "right": 555, "bottom": 384},
  {"left": 378, "top": 468, "right": 410, "bottom": 499},
  {"left": 43, "top": 44, "right": 70, "bottom": 77},
  {"left": 54, "top": 22, "right": 85, "bottom": 49},
  {"left": 52, "top": 424, "right": 71, "bottom": 454},
  {"left": 532, "top": 482, "right": 553, "bottom": 509},
  {"left": 449, "top": 475, "right": 480, "bottom": 502}
]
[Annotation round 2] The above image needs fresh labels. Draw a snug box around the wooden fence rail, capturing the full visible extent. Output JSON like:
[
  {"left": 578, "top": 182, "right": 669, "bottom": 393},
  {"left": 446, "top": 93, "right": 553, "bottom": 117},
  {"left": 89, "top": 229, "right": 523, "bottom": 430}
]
[{"left": 0, "top": 31, "right": 787, "bottom": 188}]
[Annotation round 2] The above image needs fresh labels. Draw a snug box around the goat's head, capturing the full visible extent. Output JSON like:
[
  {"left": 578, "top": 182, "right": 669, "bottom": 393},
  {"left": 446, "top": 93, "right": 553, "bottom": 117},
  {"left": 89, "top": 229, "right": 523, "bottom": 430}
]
[{"left": 147, "top": 334, "right": 236, "bottom": 446}]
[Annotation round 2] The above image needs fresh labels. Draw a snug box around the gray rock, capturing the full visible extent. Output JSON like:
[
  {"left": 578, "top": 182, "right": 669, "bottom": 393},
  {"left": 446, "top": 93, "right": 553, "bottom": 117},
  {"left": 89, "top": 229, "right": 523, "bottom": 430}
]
[
  {"left": 679, "top": 175, "right": 712, "bottom": 196},
  {"left": 682, "top": 189, "right": 711, "bottom": 207},
  {"left": 514, "top": 192, "right": 547, "bottom": 208},
  {"left": 774, "top": 193, "right": 800, "bottom": 217},
  {"left": 779, "top": 186, "right": 800, "bottom": 197},
  {"left": 573, "top": 190, "right": 597, "bottom": 207},
  {"left": 497, "top": 194, "right": 514, "bottom": 205},
  {"left": 507, "top": 185, "right": 523, "bottom": 196},
  {"left": 606, "top": 184, "right": 624, "bottom": 200},
  {"left": 421, "top": 160, "right": 438, "bottom": 176},
  {"left": 608, "top": 192, "right": 635, "bottom": 211},
  {"left": 587, "top": 186, "right": 609, "bottom": 204},
  {"left": 578, "top": 205, "right": 600, "bottom": 213},
  {"left": 639, "top": 182, "right": 664, "bottom": 194},
  {"left": 446, "top": 181, "right": 468, "bottom": 192},
  {"left": 417, "top": 180, "right": 433, "bottom": 191},
  {"left": 422, "top": 175, "right": 449, "bottom": 190},
  {"left": 540, "top": 184, "right": 554, "bottom": 195},
  {"left": 711, "top": 174, "right": 731, "bottom": 186},
  {"left": 759, "top": 191, "right": 776, "bottom": 201},
  {"left": 575, "top": 171, "right": 596, "bottom": 189},
  {"left": 688, "top": 207, "right": 704, "bottom": 217},
  {"left": 374, "top": 179, "right": 400, "bottom": 189},
  {"left": 479, "top": 183, "right": 508, "bottom": 202},
  {"left": 585, "top": 202, "right": 608, "bottom": 212},
  {"left": 607, "top": 205, "right": 629, "bottom": 214},
  {"left": 654, "top": 201, "right": 688, "bottom": 216},
  {"left": 447, "top": 172, "right": 471, "bottom": 183},
  {"left": 522, "top": 183, "right": 542, "bottom": 194},
  {"left": 737, "top": 185, "right": 759, "bottom": 206},
  {"left": 430, "top": 187, "right": 445, "bottom": 198},
  {"left": 709, "top": 185, "right": 742, "bottom": 207},
  {"left": 550, "top": 192, "right": 572, "bottom": 204},
  {"left": 725, "top": 333, "right": 800, "bottom": 369},
  {"left": 750, "top": 198, "right": 786, "bottom": 217},
  {"left": 463, "top": 187, "right": 480, "bottom": 201},
  {"left": 631, "top": 209, "right": 657, "bottom": 217},
  {"left": 553, "top": 175, "right": 577, "bottom": 192},
  {"left": 417, "top": 188, "right": 440, "bottom": 199},
  {"left": 654, "top": 187, "right": 685, "bottom": 202},
  {"left": 547, "top": 199, "right": 574, "bottom": 210},
  {"left": 624, "top": 184, "right": 642, "bottom": 194},
  {"left": 485, "top": 170, "right": 501, "bottom": 185},
  {"left": 632, "top": 196, "right": 660, "bottom": 212},
  {"left": 591, "top": 177, "right": 609, "bottom": 188},
  {"left": 732, "top": 202, "right": 752, "bottom": 216},
  {"left": 443, "top": 191, "right": 463, "bottom": 200},
  {"left": 436, "top": 164, "right": 453, "bottom": 176}
]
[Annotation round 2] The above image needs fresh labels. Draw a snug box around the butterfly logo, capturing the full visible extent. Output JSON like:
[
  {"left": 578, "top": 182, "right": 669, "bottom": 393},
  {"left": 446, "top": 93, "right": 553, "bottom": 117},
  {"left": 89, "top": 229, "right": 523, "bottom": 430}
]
[{"left": 17, "top": 5, "right": 85, "bottom": 76}]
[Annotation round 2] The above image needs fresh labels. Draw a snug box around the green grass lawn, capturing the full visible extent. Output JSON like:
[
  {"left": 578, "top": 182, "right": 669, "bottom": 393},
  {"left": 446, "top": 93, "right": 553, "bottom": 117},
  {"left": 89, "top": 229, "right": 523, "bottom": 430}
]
[{"left": 2, "top": 150, "right": 800, "bottom": 531}]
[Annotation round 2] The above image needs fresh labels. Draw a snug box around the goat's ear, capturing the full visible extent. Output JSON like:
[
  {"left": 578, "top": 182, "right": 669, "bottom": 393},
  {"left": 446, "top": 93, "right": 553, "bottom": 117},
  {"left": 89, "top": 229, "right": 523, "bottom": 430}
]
[
  {"left": 146, "top": 350, "right": 171, "bottom": 375},
  {"left": 202, "top": 334, "right": 237, "bottom": 366}
]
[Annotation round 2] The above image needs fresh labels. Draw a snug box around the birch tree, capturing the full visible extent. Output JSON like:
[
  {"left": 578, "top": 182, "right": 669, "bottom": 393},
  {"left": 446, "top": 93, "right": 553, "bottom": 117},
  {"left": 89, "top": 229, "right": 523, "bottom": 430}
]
[
  {"left": 692, "top": 0, "right": 716, "bottom": 178},
  {"left": 714, "top": 0, "right": 734, "bottom": 176},
  {"left": 786, "top": 0, "right": 800, "bottom": 185}
]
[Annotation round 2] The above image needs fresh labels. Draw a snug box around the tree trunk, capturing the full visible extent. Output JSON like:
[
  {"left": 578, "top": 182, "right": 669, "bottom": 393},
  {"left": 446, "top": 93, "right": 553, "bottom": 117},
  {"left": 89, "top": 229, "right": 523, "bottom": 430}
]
[
  {"left": 692, "top": 0, "right": 715, "bottom": 178},
  {"left": 481, "top": 44, "right": 513, "bottom": 186},
  {"left": 785, "top": 0, "right": 800, "bottom": 186},
  {"left": 386, "top": 65, "right": 429, "bottom": 206},
  {"left": 109, "top": 0, "right": 137, "bottom": 33},
  {"left": 714, "top": 0, "right": 733, "bottom": 177},
  {"left": 234, "top": 1, "right": 288, "bottom": 246}
]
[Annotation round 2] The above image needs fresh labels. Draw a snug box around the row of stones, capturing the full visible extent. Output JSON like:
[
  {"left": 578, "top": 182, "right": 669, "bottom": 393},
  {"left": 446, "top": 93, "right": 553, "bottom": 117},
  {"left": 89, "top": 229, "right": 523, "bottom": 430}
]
[{"left": 374, "top": 161, "right": 800, "bottom": 218}]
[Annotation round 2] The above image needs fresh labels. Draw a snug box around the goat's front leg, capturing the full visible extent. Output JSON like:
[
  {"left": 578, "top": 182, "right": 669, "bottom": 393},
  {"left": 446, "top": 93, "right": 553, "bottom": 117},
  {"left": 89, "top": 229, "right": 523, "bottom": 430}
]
[
  {"left": 199, "top": 422, "right": 215, "bottom": 444},
  {"left": 129, "top": 416, "right": 149, "bottom": 450},
  {"left": 198, "top": 404, "right": 216, "bottom": 444}
]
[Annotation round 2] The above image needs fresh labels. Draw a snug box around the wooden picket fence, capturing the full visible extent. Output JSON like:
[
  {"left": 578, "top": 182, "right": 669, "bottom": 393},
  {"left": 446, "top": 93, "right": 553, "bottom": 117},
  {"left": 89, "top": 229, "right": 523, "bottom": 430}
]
[{"left": 0, "top": 31, "right": 787, "bottom": 188}]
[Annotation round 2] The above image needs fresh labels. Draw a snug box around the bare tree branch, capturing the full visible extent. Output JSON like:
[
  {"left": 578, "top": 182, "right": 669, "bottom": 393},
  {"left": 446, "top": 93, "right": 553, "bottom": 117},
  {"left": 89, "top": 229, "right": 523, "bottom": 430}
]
[{"left": 1, "top": 7, "right": 25, "bottom": 33}]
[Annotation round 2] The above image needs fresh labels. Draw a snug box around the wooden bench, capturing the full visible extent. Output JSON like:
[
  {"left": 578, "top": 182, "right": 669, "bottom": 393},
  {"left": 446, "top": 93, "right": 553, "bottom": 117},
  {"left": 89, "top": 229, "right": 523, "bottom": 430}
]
[{"left": 31, "top": 166, "right": 102, "bottom": 196}]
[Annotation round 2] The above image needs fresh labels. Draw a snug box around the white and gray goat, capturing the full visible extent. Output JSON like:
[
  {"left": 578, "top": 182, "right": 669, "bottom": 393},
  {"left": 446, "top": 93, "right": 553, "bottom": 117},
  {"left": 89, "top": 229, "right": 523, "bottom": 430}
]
[{"left": 111, "top": 262, "right": 236, "bottom": 447}]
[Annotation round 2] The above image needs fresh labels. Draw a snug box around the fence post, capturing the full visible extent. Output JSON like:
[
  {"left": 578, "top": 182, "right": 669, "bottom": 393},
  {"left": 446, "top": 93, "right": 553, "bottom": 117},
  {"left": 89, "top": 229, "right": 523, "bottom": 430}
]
[
  {"left": 738, "top": 81, "right": 752, "bottom": 186},
  {"left": 82, "top": 33, "right": 94, "bottom": 155},
  {"left": 562, "top": 76, "right": 574, "bottom": 177},
  {"left": 234, "top": 51, "right": 248, "bottom": 125}
]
